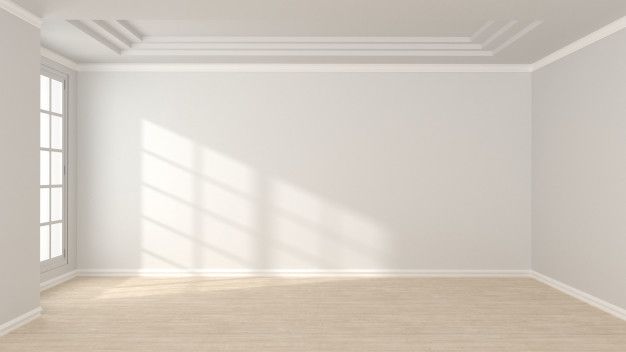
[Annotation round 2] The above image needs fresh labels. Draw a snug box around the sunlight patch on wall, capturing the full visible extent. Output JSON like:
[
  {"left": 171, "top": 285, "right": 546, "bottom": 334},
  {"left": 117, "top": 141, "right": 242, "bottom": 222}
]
[
  {"left": 142, "top": 119, "right": 193, "bottom": 168},
  {"left": 140, "top": 120, "right": 391, "bottom": 270},
  {"left": 268, "top": 180, "right": 391, "bottom": 268},
  {"left": 141, "top": 120, "right": 258, "bottom": 269},
  {"left": 141, "top": 121, "right": 195, "bottom": 268},
  {"left": 200, "top": 147, "right": 255, "bottom": 195}
]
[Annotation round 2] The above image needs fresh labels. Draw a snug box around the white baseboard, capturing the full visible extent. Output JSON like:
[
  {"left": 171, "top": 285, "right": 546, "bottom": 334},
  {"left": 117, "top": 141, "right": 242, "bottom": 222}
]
[
  {"left": 0, "top": 307, "right": 42, "bottom": 337},
  {"left": 76, "top": 269, "right": 530, "bottom": 278},
  {"left": 40, "top": 270, "right": 79, "bottom": 291},
  {"left": 531, "top": 271, "right": 626, "bottom": 321}
]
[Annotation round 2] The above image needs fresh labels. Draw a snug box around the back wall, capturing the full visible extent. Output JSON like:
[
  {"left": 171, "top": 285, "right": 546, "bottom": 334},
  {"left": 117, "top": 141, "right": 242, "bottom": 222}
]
[{"left": 77, "top": 71, "right": 531, "bottom": 272}]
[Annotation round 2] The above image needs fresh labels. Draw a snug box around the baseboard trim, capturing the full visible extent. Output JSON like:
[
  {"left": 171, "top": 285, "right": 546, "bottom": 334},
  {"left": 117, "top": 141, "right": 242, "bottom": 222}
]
[
  {"left": 76, "top": 269, "right": 530, "bottom": 278},
  {"left": 531, "top": 271, "right": 626, "bottom": 321},
  {"left": 0, "top": 306, "right": 42, "bottom": 337},
  {"left": 40, "top": 270, "right": 79, "bottom": 291}
]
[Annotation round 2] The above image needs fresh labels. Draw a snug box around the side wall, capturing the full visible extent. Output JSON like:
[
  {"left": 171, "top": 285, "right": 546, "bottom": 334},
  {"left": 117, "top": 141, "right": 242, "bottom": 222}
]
[
  {"left": 532, "top": 28, "right": 626, "bottom": 309},
  {"left": 0, "top": 10, "right": 41, "bottom": 325},
  {"left": 77, "top": 71, "right": 531, "bottom": 272}
]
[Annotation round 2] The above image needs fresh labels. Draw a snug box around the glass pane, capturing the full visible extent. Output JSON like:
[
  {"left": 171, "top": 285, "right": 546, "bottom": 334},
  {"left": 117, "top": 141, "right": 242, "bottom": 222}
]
[
  {"left": 51, "top": 79, "right": 63, "bottom": 114},
  {"left": 40, "top": 76, "right": 49, "bottom": 111},
  {"left": 40, "top": 151, "right": 49, "bottom": 185},
  {"left": 51, "top": 116, "right": 62, "bottom": 149},
  {"left": 51, "top": 187, "right": 63, "bottom": 221},
  {"left": 51, "top": 223, "right": 63, "bottom": 258},
  {"left": 51, "top": 152, "right": 63, "bottom": 185},
  {"left": 40, "top": 113, "right": 50, "bottom": 148},
  {"left": 40, "top": 188, "right": 49, "bottom": 223},
  {"left": 40, "top": 225, "right": 50, "bottom": 261}
]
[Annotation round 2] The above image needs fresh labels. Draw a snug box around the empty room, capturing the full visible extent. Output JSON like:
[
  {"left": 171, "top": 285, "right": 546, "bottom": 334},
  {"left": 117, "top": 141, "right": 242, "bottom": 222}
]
[{"left": 1, "top": 0, "right": 625, "bottom": 350}]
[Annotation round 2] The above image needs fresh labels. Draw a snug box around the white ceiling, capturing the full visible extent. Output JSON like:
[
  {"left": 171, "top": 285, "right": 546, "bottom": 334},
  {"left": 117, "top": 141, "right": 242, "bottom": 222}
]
[{"left": 17, "top": 0, "right": 626, "bottom": 64}]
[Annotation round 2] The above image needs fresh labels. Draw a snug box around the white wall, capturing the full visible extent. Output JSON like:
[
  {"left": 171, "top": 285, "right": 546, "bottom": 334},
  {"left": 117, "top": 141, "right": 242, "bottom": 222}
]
[
  {"left": 77, "top": 72, "right": 531, "bottom": 272},
  {"left": 0, "top": 10, "right": 41, "bottom": 325},
  {"left": 532, "top": 29, "right": 626, "bottom": 309}
]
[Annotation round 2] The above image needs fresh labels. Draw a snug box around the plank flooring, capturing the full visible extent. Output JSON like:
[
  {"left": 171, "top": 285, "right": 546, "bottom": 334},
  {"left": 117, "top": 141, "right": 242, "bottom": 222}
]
[{"left": 1, "top": 277, "right": 625, "bottom": 351}]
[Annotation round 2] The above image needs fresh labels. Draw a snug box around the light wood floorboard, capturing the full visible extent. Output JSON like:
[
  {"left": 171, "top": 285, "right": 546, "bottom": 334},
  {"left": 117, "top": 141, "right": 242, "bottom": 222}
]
[{"left": 1, "top": 277, "right": 625, "bottom": 351}]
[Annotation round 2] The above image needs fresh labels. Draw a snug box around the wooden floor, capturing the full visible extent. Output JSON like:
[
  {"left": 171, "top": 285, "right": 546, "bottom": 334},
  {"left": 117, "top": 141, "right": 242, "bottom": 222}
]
[{"left": 1, "top": 277, "right": 625, "bottom": 351}]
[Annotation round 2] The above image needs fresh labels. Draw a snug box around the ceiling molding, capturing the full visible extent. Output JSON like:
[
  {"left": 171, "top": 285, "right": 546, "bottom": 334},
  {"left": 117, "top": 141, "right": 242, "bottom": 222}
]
[
  {"left": 68, "top": 19, "right": 541, "bottom": 58},
  {"left": 471, "top": 21, "right": 495, "bottom": 42},
  {"left": 131, "top": 41, "right": 484, "bottom": 50},
  {"left": 41, "top": 47, "right": 79, "bottom": 71},
  {"left": 92, "top": 20, "right": 133, "bottom": 49},
  {"left": 37, "top": 15, "right": 626, "bottom": 72},
  {"left": 532, "top": 15, "right": 626, "bottom": 71},
  {"left": 116, "top": 20, "right": 144, "bottom": 42},
  {"left": 0, "top": 0, "right": 42, "bottom": 28},
  {"left": 481, "top": 20, "right": 517, "bottom": 48},
  {"left": 68, "top": 20, "right": 122, "bottom": 54},
  {"left": 76, "top": 63, "right": 532, "bottom": 73},
  {"left": 141, "top": 36, "right": 475, "bottom": 43},
  {"left": 492, "top": 21, "right": 542, "bottom": 54},
  {"left": 124, "top": 50, "right": 495, "bottom": 57}
]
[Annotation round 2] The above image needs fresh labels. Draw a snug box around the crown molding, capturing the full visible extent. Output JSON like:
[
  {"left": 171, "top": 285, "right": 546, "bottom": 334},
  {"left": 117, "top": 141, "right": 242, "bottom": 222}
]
[
  {"left": 142, "top": 36, "right": 476, "bottom": 43},
  {"left": 41, "top": 47, "right": 79, "bottom": 71},
  {"left": 68, "top": 20, "right": 122, "bottom": 54},
  {"left": 492, "top": 21, "right": 542, "bottom": 54},
  {"left": 69, "top": 19, "right": 540, "bottom": 58},
  {"left": 0, "top": 0, "right": 41, "bottom": 28},
  {"left": 532, "top": 15, "right": 626, "bottom": 71},
  {"left": 125, "top": 49, "right": 496, "bottom": 57},
  {"left": 77, "top": 63, "right": 532, "bottom": 73}
]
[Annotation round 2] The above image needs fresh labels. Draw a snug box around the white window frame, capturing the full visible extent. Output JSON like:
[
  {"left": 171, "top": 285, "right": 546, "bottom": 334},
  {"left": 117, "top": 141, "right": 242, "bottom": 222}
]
[{"left": 40, "top": 66, "right": 69, "bottom": 273}]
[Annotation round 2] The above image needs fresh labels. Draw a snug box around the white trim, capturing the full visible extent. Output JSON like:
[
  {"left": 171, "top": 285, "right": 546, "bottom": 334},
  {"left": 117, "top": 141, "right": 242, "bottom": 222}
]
[
  {"left": 68, "top": 20, "right": 122, "bottom": 55},
  {"left": 93, "top": 20, "right": 133, "bottom": 49},
  {"left": 41, "top": 47, "right": 79, "bottom": 71},
  {"left": 77, "top": 63, "right": 532, "bottom": 73},
  {"left": 67, "top": 19, "right": 539, "bottom": 59},
  {"left": 0, "top": 0, "right": 41, "bottom": 28},
  {"left": 123, "top": 49, "right": 494, "bottom": 57},
  {"left": 131, "top": 42, "right": 485, "bottom": 51},
  {"left": 40, "top": 270, "right": 78, "bottom": 291},
  {"left": 77, "top": 269, "right": 530, "bottom": 278},
  {"left": 531, "top": 15, "right": 626, "bottom": 71},
  {"left": 141, "top": 35, "right": 475, "bottom": 44},
  {"left": 0, "top": 307, "right": 42, "bottom": 337},
  {"left": 532, "top": 271, "right": 626, "bottom": 321},
  {"left": 116, "top": 20, "right": 143, "bottom": 42},
  {"left": 471, "top": 21, "right": 495, "bottom": 41},
  {"left": 482, "top": 20, "right": 518, "bottom": 48},
  {"left": 492, "top": 21, "right": 543, "bottom": 54}
]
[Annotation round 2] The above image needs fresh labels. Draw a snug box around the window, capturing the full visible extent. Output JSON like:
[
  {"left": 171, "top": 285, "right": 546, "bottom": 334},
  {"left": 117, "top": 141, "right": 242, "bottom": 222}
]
[{"left": 40, "top": 69, "right": 68, "bottom": 271}]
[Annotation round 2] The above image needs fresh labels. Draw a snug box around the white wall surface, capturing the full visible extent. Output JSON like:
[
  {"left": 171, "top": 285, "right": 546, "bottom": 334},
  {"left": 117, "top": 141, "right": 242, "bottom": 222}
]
[
  {"left": 77, "top": 72, "right": 531, "bottom": 272},
  {"left": 0, "top": 10, "right": 41, "bottom": 325},
  {"left": 532, "top": 29, "right": 626, "bottom": 309}
]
